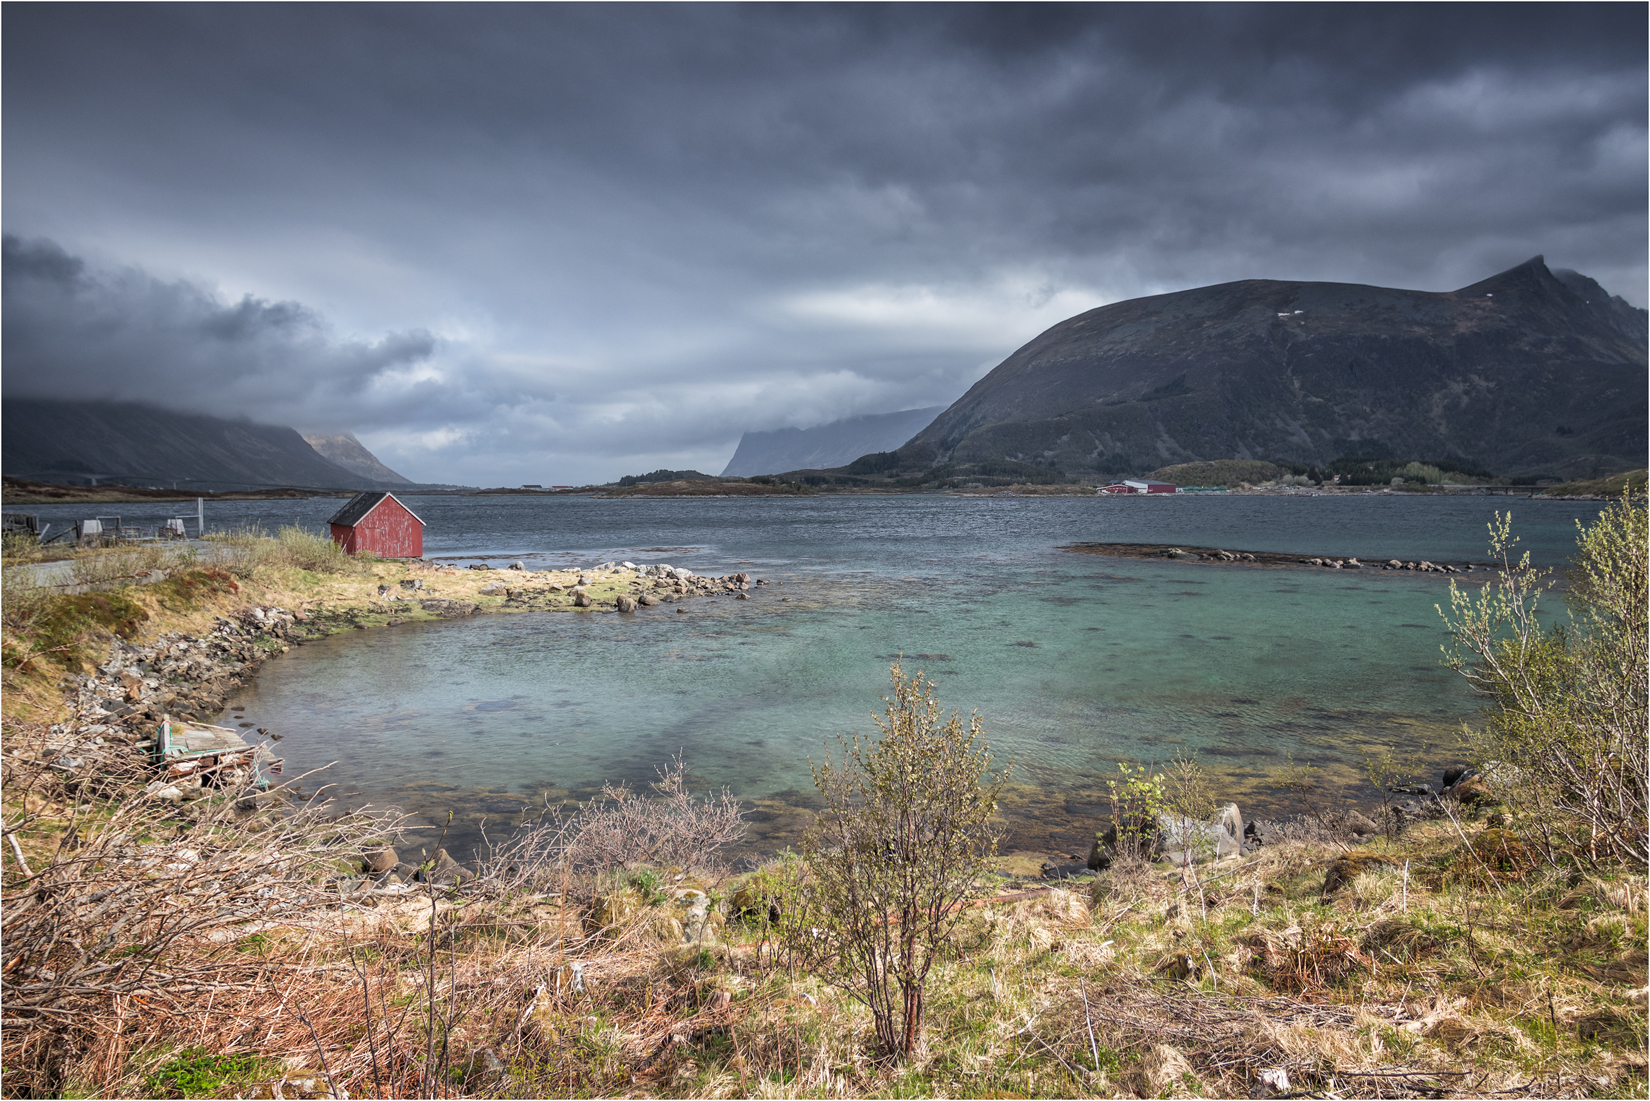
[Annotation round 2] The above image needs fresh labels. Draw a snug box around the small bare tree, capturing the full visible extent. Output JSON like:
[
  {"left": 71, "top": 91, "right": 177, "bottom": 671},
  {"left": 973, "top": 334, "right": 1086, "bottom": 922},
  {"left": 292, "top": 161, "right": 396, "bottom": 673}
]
[{"left": 803, "top": 662, "right": 1009, "bottom": 1058}]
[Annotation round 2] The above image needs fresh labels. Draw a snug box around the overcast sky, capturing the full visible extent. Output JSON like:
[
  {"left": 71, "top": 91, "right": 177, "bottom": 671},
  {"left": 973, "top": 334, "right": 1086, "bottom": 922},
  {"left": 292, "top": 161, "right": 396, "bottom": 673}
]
[{"left": 4, "top": 4, "right": 1645, "bottom": 485}]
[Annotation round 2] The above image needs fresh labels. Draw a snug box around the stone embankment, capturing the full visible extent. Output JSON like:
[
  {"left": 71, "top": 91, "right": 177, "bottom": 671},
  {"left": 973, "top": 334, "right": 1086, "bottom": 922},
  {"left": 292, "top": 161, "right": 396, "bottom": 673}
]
[
  {"left": 1064, "top": 541, "right": 1479, "bottom": 573},
  {"left": 19, "top": 606, "right": 309, "bottom": 781}
]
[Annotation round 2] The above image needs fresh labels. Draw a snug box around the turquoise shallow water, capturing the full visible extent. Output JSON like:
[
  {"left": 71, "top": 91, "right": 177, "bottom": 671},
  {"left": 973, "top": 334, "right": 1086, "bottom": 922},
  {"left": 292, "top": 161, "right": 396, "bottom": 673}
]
[{"left": 72, "top": 491, "right": 1584, "bottom": 861}]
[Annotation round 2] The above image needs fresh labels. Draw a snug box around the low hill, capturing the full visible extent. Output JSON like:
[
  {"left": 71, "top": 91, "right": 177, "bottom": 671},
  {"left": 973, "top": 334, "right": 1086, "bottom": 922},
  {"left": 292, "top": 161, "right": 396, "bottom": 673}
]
[
  {"left": 3, "top": 399, "right": 375, "bottom": 491},
  {"left": 879, "top": 258, "right": 1645, "bottom": 482},
  {"left": 721, "top": 407, "right": 943, "bottom": 477}
]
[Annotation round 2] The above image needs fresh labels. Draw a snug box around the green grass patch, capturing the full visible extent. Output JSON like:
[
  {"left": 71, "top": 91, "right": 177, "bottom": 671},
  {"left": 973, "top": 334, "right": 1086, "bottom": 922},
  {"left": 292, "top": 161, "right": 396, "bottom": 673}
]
[{"left": 142, "top": 1047, "right": 277, "bottom": 1098}]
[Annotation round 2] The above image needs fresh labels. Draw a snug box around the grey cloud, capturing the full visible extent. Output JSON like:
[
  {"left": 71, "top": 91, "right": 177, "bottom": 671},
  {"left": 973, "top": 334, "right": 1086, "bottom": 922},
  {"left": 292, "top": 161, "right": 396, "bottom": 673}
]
[
  {"left": 2, "top": 5, "right": 1644, "bottom": 484},
  {"left": 3, "top": 235, "right": 439, "bottom": 428}
]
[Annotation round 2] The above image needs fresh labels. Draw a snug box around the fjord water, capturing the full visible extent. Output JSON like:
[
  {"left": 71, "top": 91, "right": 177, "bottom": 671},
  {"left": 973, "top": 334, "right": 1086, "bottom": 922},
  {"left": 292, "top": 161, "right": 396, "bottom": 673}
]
[{"left": 39, "top": 493, "right": 1604, "bottom": 858}]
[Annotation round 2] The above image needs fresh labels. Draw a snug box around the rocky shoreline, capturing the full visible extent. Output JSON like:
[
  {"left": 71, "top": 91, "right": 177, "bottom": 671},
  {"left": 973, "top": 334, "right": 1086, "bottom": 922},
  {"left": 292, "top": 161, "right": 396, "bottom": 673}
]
[
  {"left": 20, "top": 559, "right": 779, "bottom": 808},
  {"left": 1063, "top": 541, "right": 1480, "bottom": 573}
]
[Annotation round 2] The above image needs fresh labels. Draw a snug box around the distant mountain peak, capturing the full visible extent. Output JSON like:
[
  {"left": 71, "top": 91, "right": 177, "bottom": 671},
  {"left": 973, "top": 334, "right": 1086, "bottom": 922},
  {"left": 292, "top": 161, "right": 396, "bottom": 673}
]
[
  {"left": 301, "top": 432, "right": 411, "bottom": 485},
  {"left": 722, "top": 407, "right": 944, "bottom": 477}
]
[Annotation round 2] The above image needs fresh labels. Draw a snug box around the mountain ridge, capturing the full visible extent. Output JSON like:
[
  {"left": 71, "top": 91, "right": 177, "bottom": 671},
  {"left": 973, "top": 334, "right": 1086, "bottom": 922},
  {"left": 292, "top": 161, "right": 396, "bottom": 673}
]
[
  {"left": 2, "top": 400, "right": 394, "bottom": 491},
  {"left": 887, "top": 257, "right": 1645, "bottom": 481}
]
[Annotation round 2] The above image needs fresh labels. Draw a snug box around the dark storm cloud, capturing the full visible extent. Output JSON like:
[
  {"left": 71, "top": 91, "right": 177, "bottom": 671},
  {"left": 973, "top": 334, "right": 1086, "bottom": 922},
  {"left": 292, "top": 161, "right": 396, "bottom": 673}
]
[
  {"left": 3, "top": 4, "right": 1643, "bottom": 483},
  {"left": 3, "top": 235, "right": 440, "bottom": 431}
]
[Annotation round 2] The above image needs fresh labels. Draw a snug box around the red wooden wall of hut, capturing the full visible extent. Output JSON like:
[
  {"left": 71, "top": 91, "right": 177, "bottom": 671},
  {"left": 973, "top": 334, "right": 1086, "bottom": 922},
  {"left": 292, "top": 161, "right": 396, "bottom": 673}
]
[{"left": 327, "top": 492, "right": 424, "bottom": 557}]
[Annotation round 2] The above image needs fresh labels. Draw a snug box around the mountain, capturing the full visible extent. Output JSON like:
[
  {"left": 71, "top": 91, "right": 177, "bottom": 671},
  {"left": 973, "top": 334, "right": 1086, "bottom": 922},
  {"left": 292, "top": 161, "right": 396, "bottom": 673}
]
[
  {"left": 2, "top": 400, "right": 377, "bottom": 490},
  {"left": 881, "top": 258, "right": 1645, "bottom": 482},
  {"left": 721, "top": 407, "right": 944, "bottom": 477},
  {"left": 301, "top": 432, "right": 411, "bottom": 485}
]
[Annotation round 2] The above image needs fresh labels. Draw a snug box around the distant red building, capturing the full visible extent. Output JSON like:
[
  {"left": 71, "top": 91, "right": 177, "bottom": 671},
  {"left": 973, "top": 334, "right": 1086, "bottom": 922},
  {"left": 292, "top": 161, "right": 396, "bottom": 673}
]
[{"left": 327, "top": 491, "right": 424, "bottom": 557}]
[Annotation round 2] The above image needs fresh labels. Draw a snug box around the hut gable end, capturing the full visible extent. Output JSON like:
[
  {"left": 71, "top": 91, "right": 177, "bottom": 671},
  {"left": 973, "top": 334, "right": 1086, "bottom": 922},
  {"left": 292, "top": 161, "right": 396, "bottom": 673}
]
[{"left": 327, "top": 491, "right": 424, "bottom": 558}]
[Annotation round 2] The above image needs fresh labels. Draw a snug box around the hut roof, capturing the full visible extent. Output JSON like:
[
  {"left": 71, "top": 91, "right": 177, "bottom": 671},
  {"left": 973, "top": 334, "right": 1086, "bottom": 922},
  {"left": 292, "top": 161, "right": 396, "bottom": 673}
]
[{"left": 327, "top": 491, "right": 424, "bottom": 528}]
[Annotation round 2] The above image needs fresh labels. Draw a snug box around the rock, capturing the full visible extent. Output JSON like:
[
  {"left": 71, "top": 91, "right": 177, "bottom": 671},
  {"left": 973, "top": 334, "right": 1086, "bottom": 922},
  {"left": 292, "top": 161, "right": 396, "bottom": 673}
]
[
  {"left": 736, "top": 572, "right": 751, "bottom": 583},
  {"left": 508, "top": 561, "right": 526, "bottom": 571},
  {"left": 1445, "top": 776, "right": 1493, "bottom": 807},
  {"left": 1322, "top": 852, "right": 1396, "bottom": 895},
  {"left": 1252, "top": 1067, "right": 1292, "bottom": 1098},
  {"left": 398, "top": 579, "right": 424, "bottom": 590},
  {"left": 479, "top": 583, "right": 507, "bottom": 596},
  {"left": 637, "top": 594, "right": 658, "bottom": 607},
  {"left": 1160, "top": 806, "right": 1243, "bottom": 864},
  {"left": 362, "top": 846, "right": 399, "bottom": 874},
  {"left": 418, "top": 848, "right": 474, "bottom": 886},
  {"left": 469, "top": 563, "right": 493, "bottom": 570},
  {"left": 1345, "top": 810, "right": 1379, "bottom": 837},
  {"left": 615, "top": 595, "right": 638, "bottom": 613},
  {"left": 1041, "top": 860, "right": 1091, "bottom": 880},
  {"left": 1214, "top": 803, "right": 1244, "bottom": 854},
  {"left": 572, "top": 590, "right": 592, "bottom": 608},
  {"left": 1441, "top": 765, "right": 1473, "bottom": 789},
  {"left": 676, "top": 607, "right": 687, "bottom": 613},
  {"left": 579, "top": 574, "right": 593, "bottom": 586},
  {"left": 735, "top": 592, "right": 750, "bottom": 600}
]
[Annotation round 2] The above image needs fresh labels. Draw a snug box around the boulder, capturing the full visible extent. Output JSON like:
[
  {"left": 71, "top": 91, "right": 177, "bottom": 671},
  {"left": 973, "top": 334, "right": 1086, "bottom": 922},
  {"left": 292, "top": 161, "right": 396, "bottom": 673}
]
[
  {"left": 1441, "top": 765, "right": 1473, "bottom": 789},
  {"left": 418, "top": 848, "right": 474, "bottom": 886},
  {"left": 637, "top": 594, "right": 658, "bottom": 607},
  {"left": 1445, "top": 776, "right": 1493, "bottom": 807},
  {"left": 508, "top": 561, "right": 526, "bottom": 571},
  {"left": 615, "top": 595, "right": 638, "bottom": 613},
  {"left": 362, "top": 846, "right": 399, "bottom": 874},
  {"left": 1345, "top": 810, "right": 1379, "bottom": 837},
  {"left": 735, "top": 592, "right": 750, "bottom": 600},
  {"left": 1160, "top": 807, "right": 1243, "bottom": 864},
  {"left": 572, "top": 590, "right": 592, "bottom": 608}
]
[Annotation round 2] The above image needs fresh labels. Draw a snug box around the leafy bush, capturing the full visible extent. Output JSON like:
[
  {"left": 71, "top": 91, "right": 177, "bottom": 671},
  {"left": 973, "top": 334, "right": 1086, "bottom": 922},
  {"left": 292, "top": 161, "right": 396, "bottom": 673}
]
[
  {"left": 1440, "top": 492, "right": 1647, "bottom": 864},
  {"left": 802, "top": 662, "right": 1009, "bottom": 1057}
]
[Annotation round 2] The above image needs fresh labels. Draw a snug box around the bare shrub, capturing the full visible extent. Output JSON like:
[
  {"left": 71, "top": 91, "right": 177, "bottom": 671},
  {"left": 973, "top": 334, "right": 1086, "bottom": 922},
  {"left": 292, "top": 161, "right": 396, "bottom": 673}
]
[
  {"left": 69, "top": 544, "right": 184, "bottom": 588},
  {"left": 1, "top": 726, "right": 401, "bottom": 1096},
  {"left": 474, "top": 755, "right": 744, "bottom": 891},
  {"left": 803, "top": 661, "right": 1010, "bottom": 1057},
  {"left": 2, "top": 564, "right": 51, "bottom": 631}
]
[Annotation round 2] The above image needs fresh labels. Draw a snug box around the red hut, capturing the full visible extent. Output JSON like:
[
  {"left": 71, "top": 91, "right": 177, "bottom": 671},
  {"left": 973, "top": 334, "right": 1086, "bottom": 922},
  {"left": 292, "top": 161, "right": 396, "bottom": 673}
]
[{"left": 327, "top": 491, "right": 424, "bottom": 558}]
